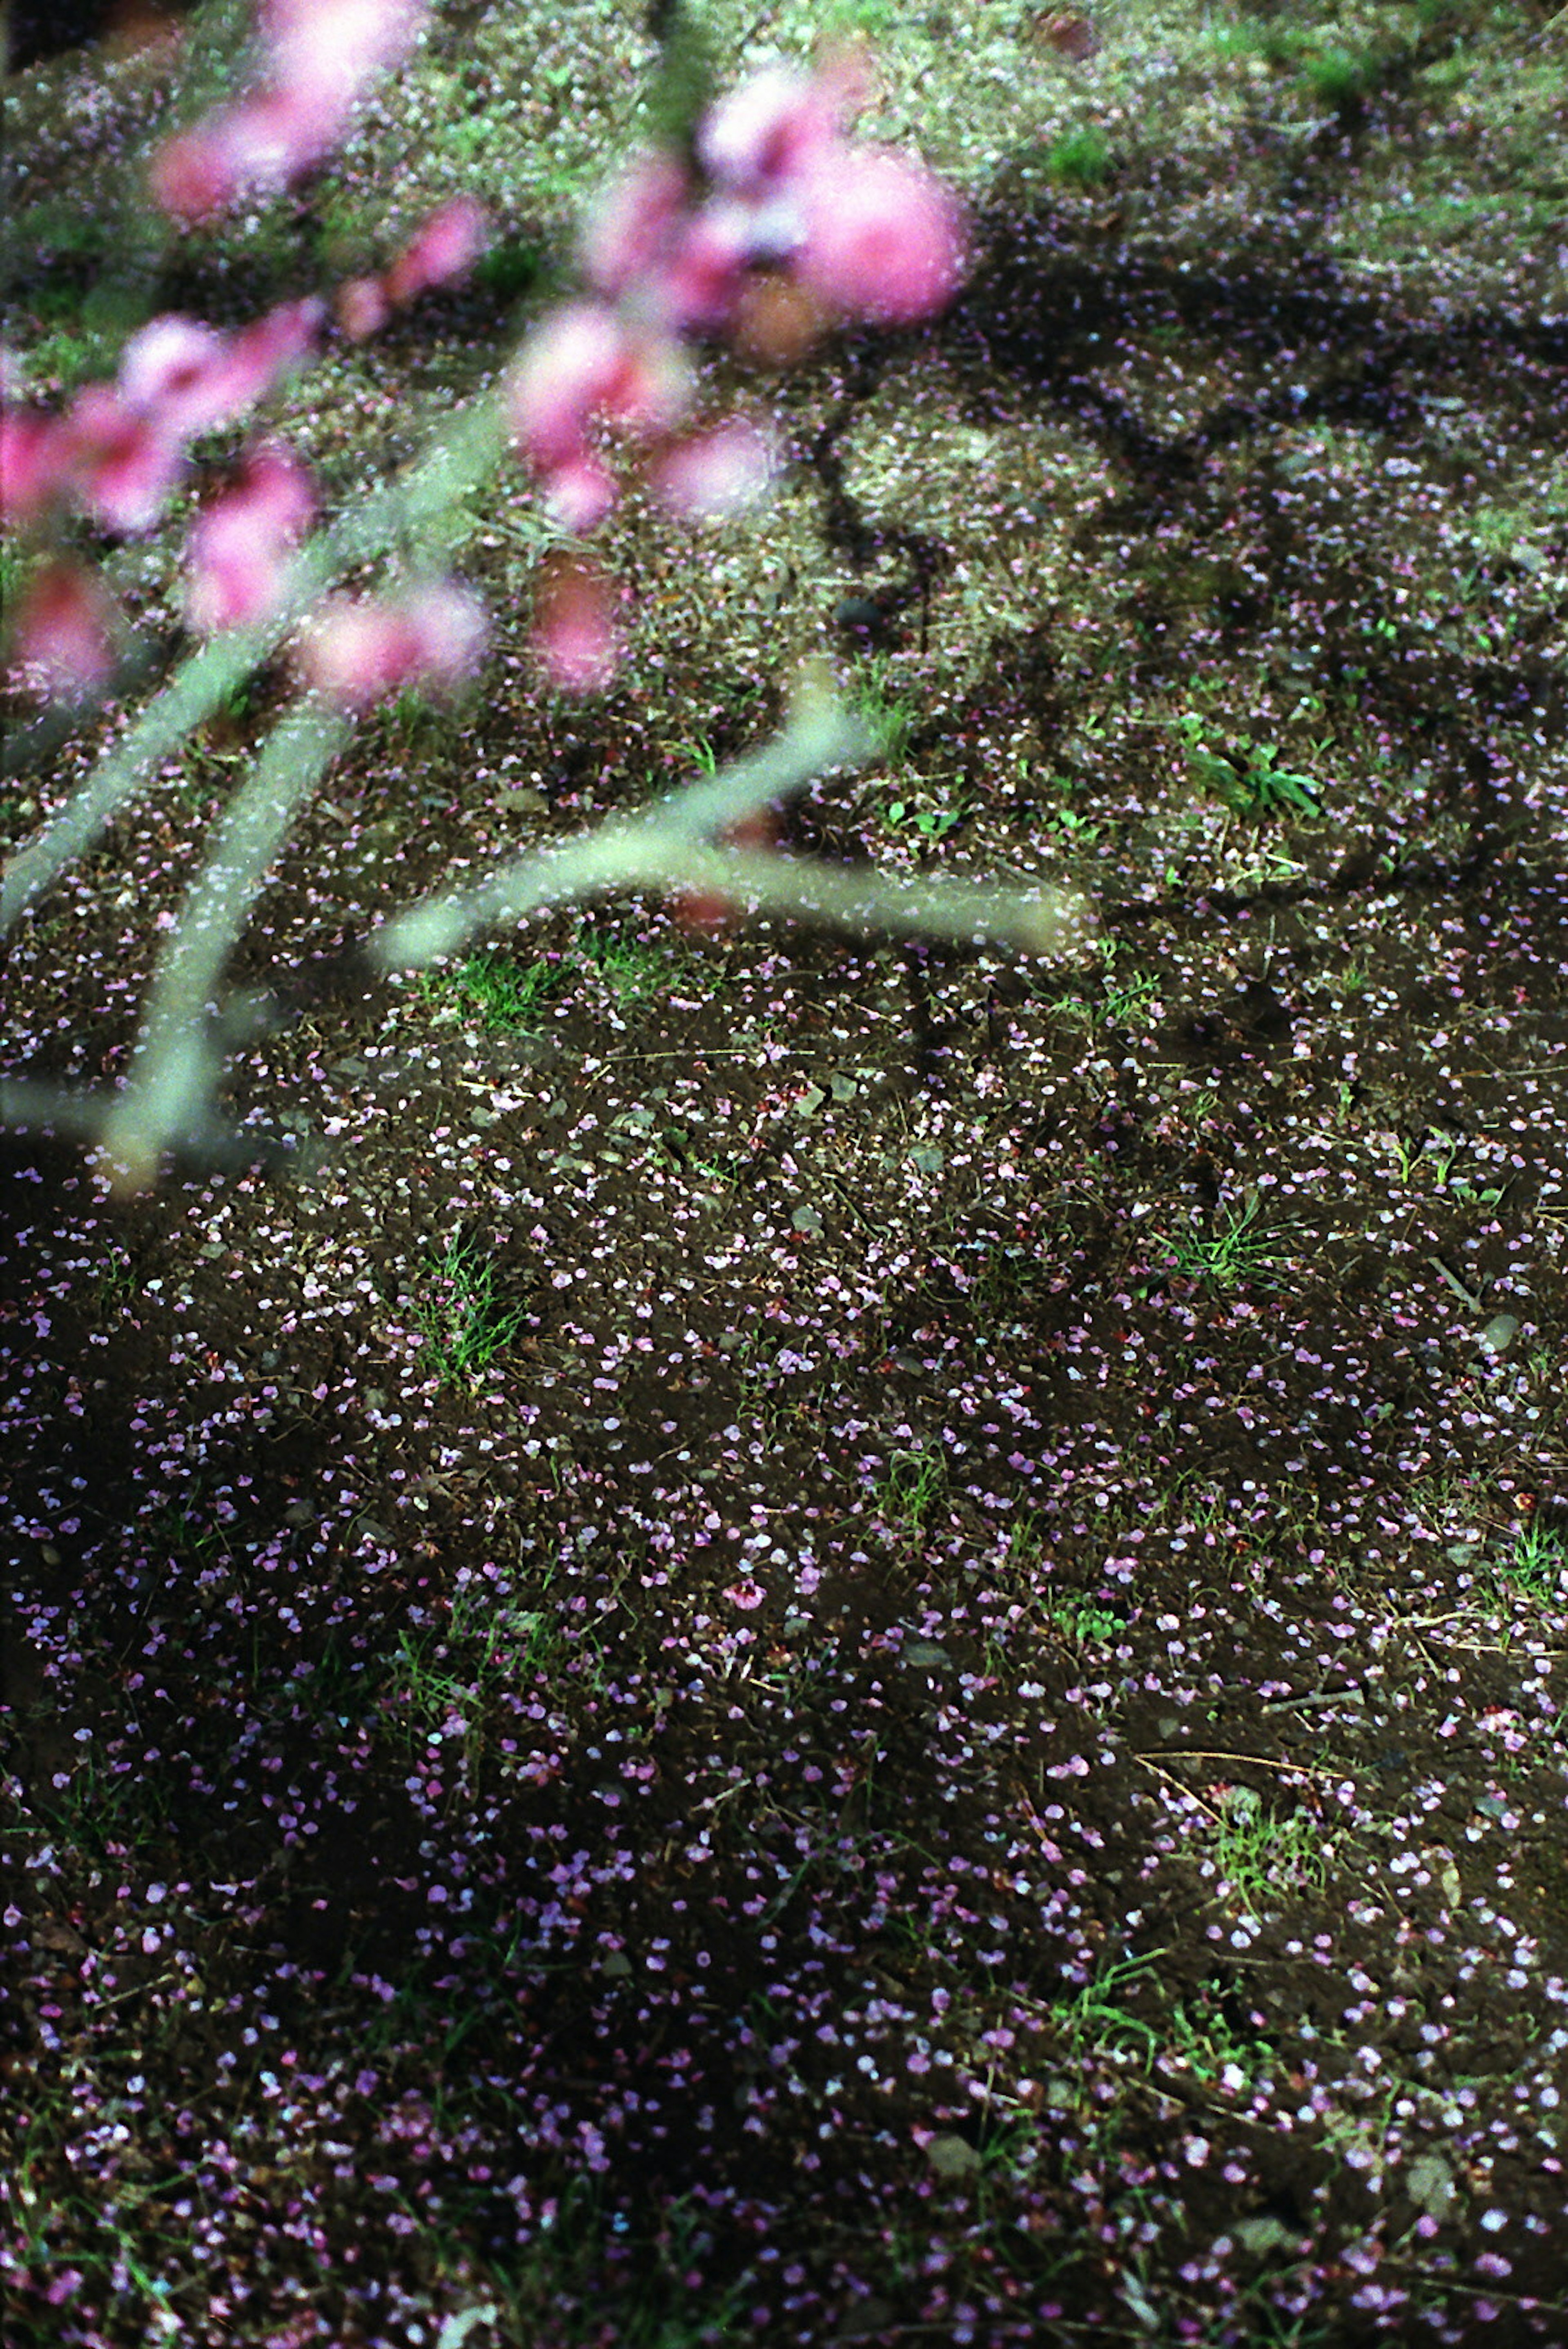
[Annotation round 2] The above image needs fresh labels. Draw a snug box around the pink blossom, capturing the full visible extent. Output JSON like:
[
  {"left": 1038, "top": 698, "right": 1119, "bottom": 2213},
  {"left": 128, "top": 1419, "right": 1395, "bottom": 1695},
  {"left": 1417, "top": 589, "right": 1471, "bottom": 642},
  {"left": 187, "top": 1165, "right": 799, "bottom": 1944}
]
[
  {"left": 383, "top": 198, "right": 489, "bottom": 304},
  {"left": 579, "top": 149, "right": 690, "bottom": 301},
  {"left": 508, "top": 303, "right": 636, "bottom": 474},
  {"left": 530, "top": 557, "right": 619, "bottom": 693},
  {"left": 541, "top": 453, "right": 619, "bottom": 534},
  {"left": 60, "top": 387, "right": 186, "bottom": 533},
  {"left": 650, "top": 419, "right": 777, "bottom": 523},
  {"left": 698, "top": 66, "right": 839, "bottom": 193},
  {"left": 262, "top": 0, "right": 425, "bottom": 111},
  {"left": 508, "top": 304, "right": 690, "bottom": 476},
  {"left": 0, "top": 407, "right": 70, "bottom": 528},
  {"left": 724, "top": 1581, "right": 766, "bottom": 1610},
  {"left": 301, "top": 581, "right": 487, "bottom": 710},
  {"left": 216, "top": 298, "right": 324, "bottom": 417},
  {"left": 797, "top": 146, "right": 968, "bottom": 323},
  {"left": 7, "top": 559, "right": 121, "bottom": 701},
  {"left": 185, "top": 443, "right": 316, "bottom": 635},
  {"left": 117, "top": 316, "right": 236, "bottom": 437},
  {"left": 652, "top": 202, "right": 756, "bottom": 330},
  {"left": 149, "top": 123, "right": 241, "bottom": 222}
]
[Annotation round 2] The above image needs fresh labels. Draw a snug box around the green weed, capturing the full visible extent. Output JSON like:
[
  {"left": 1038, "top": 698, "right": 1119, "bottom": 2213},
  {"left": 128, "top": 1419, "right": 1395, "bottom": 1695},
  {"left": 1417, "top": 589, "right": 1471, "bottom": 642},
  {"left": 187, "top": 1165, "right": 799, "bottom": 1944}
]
[
  {"left": 883, "top": 793, "right": 965, "bottom": 841},
  {"left": 1047, "top": 1948, "right": 1169, "bottom": 2064},
  {"left": 1175, "top": 713, "right": 1321, "bottom": 818},
  {"left": 1494, "top": 1519, "right": 1568, "bottom": 1606}
]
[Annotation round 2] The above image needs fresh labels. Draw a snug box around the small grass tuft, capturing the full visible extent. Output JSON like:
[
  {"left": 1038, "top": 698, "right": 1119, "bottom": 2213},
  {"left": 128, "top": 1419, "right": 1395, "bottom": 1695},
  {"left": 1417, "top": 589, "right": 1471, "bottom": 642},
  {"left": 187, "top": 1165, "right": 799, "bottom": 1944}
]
[{"left": 409, "top": 1232, "right": 530, "bottom": 1388}]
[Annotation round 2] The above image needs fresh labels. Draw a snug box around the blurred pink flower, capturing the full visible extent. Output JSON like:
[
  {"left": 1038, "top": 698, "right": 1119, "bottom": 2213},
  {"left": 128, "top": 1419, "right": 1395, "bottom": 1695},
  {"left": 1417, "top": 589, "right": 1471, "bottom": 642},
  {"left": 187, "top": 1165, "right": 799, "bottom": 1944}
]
[
  {"left": 698, "top": 66, "right": 839, "bottom": 194},
  {"left": 61, "top": 387, "right": 186, "bottom": 534},
  {"left": 0, "top": 406, "right": 69, "bottom": 528},
  {"left": 508, "top": 303, "right": 690, "bottom": 477},
  {"left": 217, "top": 297, "right": 325, "bottom": 416},
  {"left": 337, "top": 275, "right": 392, "bottom": 341},
  {"left": 7, "top": 559, "right": 120, "bottom": 701},
  {"left": 797, "top": 146, "right": 968, "bottom": 323},
  {"left": 650, "top": 419, "right": 778, "bottom": 523},
  {"left": 541, "top": 452, "right": 619, "bottom": 534},
  {"left": 185, "top": 442, "right": 316, "bottom": 635},
  {"left": 530, "top": 557, "right": 619, "bottom": 693},
  {"left": 117, "top": 316, "right": 238, "bottom": 437},
  {"left": 383, "top": 198, "right": 489, "bottom": 304},
  {"left": 579, "top": 150, "right": 689, "bottom": 301},
  {"left": 301, "top": 581, "right": 488, "bottom": 709},
  {"left": 263, "top": 0, "right": 425, "bottom": 110}
]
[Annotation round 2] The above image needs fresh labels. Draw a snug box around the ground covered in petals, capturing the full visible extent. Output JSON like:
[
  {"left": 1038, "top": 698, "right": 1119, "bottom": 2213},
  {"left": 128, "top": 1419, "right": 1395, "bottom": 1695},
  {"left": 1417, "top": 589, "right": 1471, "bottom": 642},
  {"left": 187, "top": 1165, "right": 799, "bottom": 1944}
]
[{"left": 3, "top": 3, "right": 1567, "bottom": 2344}]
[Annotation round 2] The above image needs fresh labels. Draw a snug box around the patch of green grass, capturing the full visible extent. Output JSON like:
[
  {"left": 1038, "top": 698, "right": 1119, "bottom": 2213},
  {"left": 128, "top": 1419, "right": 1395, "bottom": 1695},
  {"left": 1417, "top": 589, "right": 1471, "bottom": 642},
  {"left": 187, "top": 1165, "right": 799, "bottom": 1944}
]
[
  {"left": 1045, "top": 125, "right": 1113, "bottom": 189},
  {"left": 876, "top": 1443, "right": 947, "bottom": 1535},
  {"left": 1300, "top": 45, "right": 1376, "bottom": 111},
  {"left": 409, "top": 1232, "right": 530, "bottom": 1388},
  {"left": 1210, "top": 1790, "right": 1328, "bottom": 1921},
  {"left": 1161, "top": 1192, "right": 1281, "bottom": 1291},
  {"left": 418, "top": 944, "right": 572, "bottom": 1033},
  {"left": 1047, "top": 1948, "right": 1168, "bottom": 2065},
  {"left": 1493, "top": 1519, "right": 1568, "bottom": 1606},
  {"left": 851, "top": 662, "right": 913, "bottom": 766}
]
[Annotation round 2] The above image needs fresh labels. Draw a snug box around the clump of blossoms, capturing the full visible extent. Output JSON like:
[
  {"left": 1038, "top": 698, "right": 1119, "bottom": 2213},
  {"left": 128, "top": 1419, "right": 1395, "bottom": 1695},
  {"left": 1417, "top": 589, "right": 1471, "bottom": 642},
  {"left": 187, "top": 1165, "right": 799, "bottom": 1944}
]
[
  {"left": 513, "top": 52, "right": 969, "bottom": 686},
  {"left": 1, "top": 3, "right": 1083, "bottom": 1189}
]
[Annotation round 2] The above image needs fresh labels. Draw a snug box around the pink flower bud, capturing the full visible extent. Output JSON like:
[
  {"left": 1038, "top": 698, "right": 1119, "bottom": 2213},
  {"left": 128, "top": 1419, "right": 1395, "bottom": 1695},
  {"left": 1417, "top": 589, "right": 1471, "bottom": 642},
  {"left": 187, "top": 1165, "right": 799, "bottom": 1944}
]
[
  {"left": 383, "top": 198, "right": 489, "bottom": 304},
  {"left": 7, "top": 559, "right": 121, "bottom": 701},
  {"left": 185, "top": 442, "right": 315, "bottom": 635},
  {"left": 149, "top": 124, "right": 239, "bottom": 223},
  {"left": 530, "top": 557, "right": 619, "bottom": 694},
  {"left": 797, "top": 146, "right": 968, "bottom": 323},
  {"left": 301, "top": 581, "right": 487, "bottom": 710},
  {"left": 649, "top": 419, "right": 778, "bottom": 524}
]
